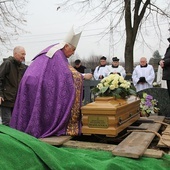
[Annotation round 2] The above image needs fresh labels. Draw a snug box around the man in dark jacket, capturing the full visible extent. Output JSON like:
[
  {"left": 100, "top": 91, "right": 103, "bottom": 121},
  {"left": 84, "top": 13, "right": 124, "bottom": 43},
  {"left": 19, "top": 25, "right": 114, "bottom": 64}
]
[
  {"left": 159, "top": 38, "right": 170, "bottom": 98},
  {"left": 74, "top": 59, "right": 86, "bottom": 73},
  {"left": 0, "top": 46, "right": 26, "bottom": 125}
]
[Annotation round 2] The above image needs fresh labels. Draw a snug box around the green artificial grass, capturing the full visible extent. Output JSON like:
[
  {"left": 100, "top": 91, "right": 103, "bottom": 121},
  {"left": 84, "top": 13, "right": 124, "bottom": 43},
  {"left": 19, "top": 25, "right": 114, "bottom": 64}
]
[{"left": 0, "top": 125, "right": 170, "bottom": 170}]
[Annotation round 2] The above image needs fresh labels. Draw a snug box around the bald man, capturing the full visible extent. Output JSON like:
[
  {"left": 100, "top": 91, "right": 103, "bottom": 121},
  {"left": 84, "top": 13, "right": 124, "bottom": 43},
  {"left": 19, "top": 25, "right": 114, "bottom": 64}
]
[
  {"left": 132, "top": 57, "right": 155, "bottom": 92},
  {"left": 0, "top": 46, "right": 26, "bottom": 126}
]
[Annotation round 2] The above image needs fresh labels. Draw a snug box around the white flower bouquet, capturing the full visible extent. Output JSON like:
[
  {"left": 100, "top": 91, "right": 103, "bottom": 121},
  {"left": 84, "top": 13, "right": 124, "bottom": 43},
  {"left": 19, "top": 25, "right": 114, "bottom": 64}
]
[{"left": 92, "top": 74, "right": 136, "bottom": 99}]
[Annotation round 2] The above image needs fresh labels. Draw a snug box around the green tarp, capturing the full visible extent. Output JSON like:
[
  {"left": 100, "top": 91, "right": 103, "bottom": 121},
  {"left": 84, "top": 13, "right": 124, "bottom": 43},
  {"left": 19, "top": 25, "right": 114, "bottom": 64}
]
[{"left": 0, "top": 125, "right": 170, "bottom": 170}]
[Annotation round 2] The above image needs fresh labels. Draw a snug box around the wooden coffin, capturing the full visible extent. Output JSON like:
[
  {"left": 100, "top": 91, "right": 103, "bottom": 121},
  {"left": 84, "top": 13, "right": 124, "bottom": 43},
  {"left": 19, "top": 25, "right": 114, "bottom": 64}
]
[{"left": 81, "top": 95, "right": 140, "bottom": 137}]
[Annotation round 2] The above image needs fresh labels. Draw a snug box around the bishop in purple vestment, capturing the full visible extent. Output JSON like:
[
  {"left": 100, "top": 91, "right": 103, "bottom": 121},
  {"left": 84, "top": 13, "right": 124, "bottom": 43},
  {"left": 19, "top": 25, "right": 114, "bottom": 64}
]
[{"left": 10, "top": 28, "right": 85, "bottom": 138}]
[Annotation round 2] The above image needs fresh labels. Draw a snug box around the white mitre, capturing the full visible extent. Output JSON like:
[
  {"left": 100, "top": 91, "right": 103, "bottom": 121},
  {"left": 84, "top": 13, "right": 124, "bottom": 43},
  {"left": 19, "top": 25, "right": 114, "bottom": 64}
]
[{"left": 46, "top": 27, "right": 82, "bottom": 58}]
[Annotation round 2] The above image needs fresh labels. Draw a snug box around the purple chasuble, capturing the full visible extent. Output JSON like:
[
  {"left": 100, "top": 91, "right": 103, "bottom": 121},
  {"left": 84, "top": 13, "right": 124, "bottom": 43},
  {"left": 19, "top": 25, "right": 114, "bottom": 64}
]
[{"left": 10, "top": 45, "right": 82, "bottom": 138}]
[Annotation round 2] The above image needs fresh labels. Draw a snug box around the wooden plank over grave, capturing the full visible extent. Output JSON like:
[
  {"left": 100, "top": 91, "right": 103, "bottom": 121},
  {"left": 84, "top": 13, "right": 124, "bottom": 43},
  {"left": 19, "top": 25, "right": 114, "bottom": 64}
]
[
  {"left": 157, "top": 125, "right": 170, "bottom": 148},
  {"left": 39, "top": 136, "right": 72, "bottom": 146},
  {"left": 112, "top": 116, "right": 165, "bottom": 158},
  {"left": 63, "top": 140, "right": 163, "bottom": 158}
]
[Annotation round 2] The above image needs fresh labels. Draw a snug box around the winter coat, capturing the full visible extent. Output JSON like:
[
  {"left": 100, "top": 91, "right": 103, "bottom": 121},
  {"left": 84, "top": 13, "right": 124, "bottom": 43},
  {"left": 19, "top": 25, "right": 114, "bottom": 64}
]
[
  {"left": 0, "top": 56, "right": 27, "bottom": 107},
  {"left": 162, "top": 45, "right": 170, "bottom": 80}
]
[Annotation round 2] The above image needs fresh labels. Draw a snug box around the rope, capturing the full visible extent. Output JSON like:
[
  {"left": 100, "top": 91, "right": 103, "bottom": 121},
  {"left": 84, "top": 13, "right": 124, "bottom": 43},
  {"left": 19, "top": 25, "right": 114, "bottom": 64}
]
[
  {"left": 153, "top": 120, "right": 169, "bottom": 126},
  {"left": 162, "top": 132, "right": 170, "bottom": 135},
  {"left": 127, "top": 129, "right": 170, "bottom": 148},
  {"left": 153, "top": 120, "right": 170, "bottom": 137},
  {"left": 127, "top": 119, "right": 170, "bottom": 147}
]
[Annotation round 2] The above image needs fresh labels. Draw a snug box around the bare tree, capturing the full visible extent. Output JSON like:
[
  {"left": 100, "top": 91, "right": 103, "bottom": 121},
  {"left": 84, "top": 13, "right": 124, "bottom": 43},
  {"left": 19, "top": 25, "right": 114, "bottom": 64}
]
[
  {"left": 56, "top": 0, "right": 170, "bottom": 73},
  {"left": 0, "top": 0, "right": 28, "bottom": 53}
]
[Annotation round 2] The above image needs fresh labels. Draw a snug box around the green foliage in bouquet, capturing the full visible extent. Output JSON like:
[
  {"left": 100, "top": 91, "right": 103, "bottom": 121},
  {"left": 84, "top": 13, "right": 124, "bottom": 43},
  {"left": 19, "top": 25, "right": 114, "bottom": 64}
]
[{"left": 92, "top": 74, "right": 136, "bottom": 99}]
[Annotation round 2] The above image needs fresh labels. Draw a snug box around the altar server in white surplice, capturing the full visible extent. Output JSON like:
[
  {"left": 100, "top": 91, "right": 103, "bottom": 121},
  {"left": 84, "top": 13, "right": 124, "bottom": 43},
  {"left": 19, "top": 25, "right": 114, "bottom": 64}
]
[
  {"left": 107, "top": 57, "right": 126, "bottom": 78},
  {"left": 93, "top": 56, "right": 109, "bottom": 80},
  {"left": 132, "top": 57, "right": 155, "bottom": 92}
]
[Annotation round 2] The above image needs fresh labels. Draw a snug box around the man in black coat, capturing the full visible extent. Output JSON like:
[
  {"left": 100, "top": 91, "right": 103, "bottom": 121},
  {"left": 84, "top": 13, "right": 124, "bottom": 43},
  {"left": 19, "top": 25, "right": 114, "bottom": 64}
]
[
  {"left": 159, "top": 38, "right": 170, "bottom": 98},
  {"left": 74, "top": 59, "right": 86, "bottom": 73},
  {"left": 0, "top": 46, "right": 26, "bottom": 126}
]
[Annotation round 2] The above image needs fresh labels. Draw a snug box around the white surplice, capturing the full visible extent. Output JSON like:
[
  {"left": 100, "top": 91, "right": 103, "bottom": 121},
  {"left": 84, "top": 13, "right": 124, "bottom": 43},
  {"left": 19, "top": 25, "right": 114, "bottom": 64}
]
[
  {"left": 107, "top": 65, "right": 126, "bottom": 78},
  {"left": 93, "top": 65, "right": 109, "bottom": 80},
  {"left": 132, "top": 64, "right": 155, "bottom": 92}
]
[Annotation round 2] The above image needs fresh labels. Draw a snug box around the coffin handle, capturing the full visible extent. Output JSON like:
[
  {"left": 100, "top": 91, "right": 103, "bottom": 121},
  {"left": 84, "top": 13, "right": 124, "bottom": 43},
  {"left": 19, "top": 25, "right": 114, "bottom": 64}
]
[{"left": 118, "top": 112, "right": 139, "bottom": 125}]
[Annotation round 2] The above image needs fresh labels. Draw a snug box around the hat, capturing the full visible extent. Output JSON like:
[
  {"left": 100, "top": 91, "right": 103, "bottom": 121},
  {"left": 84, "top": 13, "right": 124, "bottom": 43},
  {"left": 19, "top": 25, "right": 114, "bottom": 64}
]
[
  {"left": 100, "top": 56, "right": 107, "bottom": 60},
  {"left": 46, "top": 27, "right": 82, "bottom": 58},
  {"left": 64, "top": 27, "right": 82, "bottom": 48},
  {"left": 112, "top": 57, "right": 119, "bottom": 61}
]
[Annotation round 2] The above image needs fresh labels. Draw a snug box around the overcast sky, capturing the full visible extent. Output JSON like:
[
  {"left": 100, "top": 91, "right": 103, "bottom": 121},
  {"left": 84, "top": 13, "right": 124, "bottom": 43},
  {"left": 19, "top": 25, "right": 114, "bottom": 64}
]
[{"left": 4, "top": 0, "right": 170, "bottom": 63}]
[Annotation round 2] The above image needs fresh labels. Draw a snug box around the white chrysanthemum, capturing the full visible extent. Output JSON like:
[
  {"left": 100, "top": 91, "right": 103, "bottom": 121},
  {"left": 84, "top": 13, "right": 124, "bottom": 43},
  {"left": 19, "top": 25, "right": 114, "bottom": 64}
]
[
  {"left": 107, "top": 77, "right": 113, "bottom": 83},
  {"left": 113, "top": 75, "right": 119, "bottom": 80},
  {"left": 103, "top": 77, "right": 109, "bottom": 83},
  {"left": 101, "top": 79, "right": 105, "bottom": 83},
  {"left": 112, "top": 80, "right": 119, "bottom": 88},
  {"left": 97, "top": 83, "right": 103, "bottom": 89},
  {"left": 108, "top": 74, "right": 115, "bottom": 79},
  {"left": 109, "top": 84, "right": 116, "bottom": 90},
  {"left": 126, "top": 81, "right": 131, "bottom": 87},
  {"left": 119, "top": 76, "right": 124, "bottom": 83},
  {"left": 120, "top": 81, "right": 130, "bottom": 89},
  {"left": 113, "top": 74, "right": 119, "bottom": 79},
  {"left": 104, "top": 82, "right": 109, "bottom": 87},
  {"left": 153, "top": 82, "right": 157, "bottom": 86}
]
